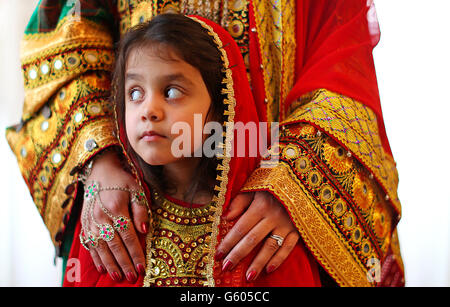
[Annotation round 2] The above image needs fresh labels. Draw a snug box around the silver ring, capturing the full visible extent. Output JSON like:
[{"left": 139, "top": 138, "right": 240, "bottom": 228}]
[{"left": 269, "top": 234, "right": 284, "bottom": 247}]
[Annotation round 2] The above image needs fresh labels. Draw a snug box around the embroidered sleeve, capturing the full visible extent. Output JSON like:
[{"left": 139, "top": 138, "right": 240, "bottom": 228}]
[
  {"left": 241, "top": 89, "right": 404, "bottom": 287},
  {"left": 5, "top": 0, "right": 119, "bottom": 248}
]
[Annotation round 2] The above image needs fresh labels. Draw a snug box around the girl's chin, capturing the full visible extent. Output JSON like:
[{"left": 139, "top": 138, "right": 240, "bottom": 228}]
[
  {"left": 140, "top": 153, "right": 180, "bottom": 166},
  {"left": 142, "top": 158, "right": 171, "bottom": 166}
]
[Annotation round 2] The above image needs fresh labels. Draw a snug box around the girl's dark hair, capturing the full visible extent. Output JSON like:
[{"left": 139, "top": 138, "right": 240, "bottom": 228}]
[{"left": 112, "top": 14, "right": 225, "bottom": 203}]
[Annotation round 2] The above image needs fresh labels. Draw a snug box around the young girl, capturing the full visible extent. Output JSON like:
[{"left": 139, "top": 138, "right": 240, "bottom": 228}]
[{"left": 64, "top": 14, "right": 320, "bottom": 287}]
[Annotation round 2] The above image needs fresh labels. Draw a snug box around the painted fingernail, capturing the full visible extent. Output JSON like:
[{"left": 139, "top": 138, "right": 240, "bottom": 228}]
[
  {"left": 126, "top": 271, "right": 137, "bottom": 282},
  {"left": 215, "top": 251, "right": 225, "bottom": 260},
  {"left": 141, "top": 222, "right": 148, "bottom": 234},
  {"left": 97, "top": 265, "right": 106, "bottom": 274},
  {"left": 222, "top": 259, "right": 233, "bottom": 272},
  {"left": 266, "top": 265, "right": 276, "bottom": 274},
  {"left": 137, "top": 264, "right": 146, "bottom": 275},
  {"left": 246, "top": 270, "right": 257, "bottom": 282},
  {"left": 111, "top": 272, "right": 122, "bottom": 281}
]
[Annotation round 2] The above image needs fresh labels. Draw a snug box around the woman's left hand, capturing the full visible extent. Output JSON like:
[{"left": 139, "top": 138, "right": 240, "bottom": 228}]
[{"left": 215, "top": 191, "right": 300, "bottom": 282}]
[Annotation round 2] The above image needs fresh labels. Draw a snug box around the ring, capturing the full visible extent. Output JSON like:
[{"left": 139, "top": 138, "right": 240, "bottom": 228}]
[
  {"left": 79, "top": 231, "right": 90, "bottom": 251},
  {"left": 269, "top": 234, "right": 284, "bottom": 247},
  {"left": 80, "top": 229, "right": 99, "bottom": 250},
  {"left": 131, "top": 190, "right": 148, "bottom": 208},
  {"left": 84, "top": 181, "right": 132, "bottom": 234},
  {"left": 112, "top": 215, "right": 131, "bottom": 232}
]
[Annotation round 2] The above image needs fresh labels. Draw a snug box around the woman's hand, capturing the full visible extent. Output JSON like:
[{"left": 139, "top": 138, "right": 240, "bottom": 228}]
[
  {"left": 215, "top": 191, "right": 300, "bottom": 282},
  {"left": 80, "top": 149, "right": 149, "bottom": 282}
]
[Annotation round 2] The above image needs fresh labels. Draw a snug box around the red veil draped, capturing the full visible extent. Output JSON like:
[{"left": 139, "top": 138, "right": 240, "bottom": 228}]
[{"left": 287, "top": 0, "right": 392, "bottom": 156}]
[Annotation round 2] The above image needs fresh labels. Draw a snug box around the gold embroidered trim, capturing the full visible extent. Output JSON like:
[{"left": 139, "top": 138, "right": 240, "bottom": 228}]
[
  {"left": 20, "top": 16, "right": 114, "bottom": 120},
  {"left": 279, "top": 0, "right": 296, "bottom": 121},
  {"left": 21, "top": 16, "right": 112, "bottom": 61},
  {"left": 284, "top": 89, "right": 401, "bottom": 216},
  {"left": 241, "top": 116, "right": 403, "bottom": 286},
  {"left": 242, "top": 165, "right": 372, "bottom": 287},
  {"left": 250, "top": 0, "right": 296, "bottom": 122},
  {"left": 6, "top": 71, "right": 118, "bottom": 246},
  {"left": 45, "top": 119, "right": 119, "bottom": 245},
  {"left": 189, "top": 17, "right": 237, "bottom": 287},
  {"left": 250, "top": 0, "right": 279, "bottom": 123}
]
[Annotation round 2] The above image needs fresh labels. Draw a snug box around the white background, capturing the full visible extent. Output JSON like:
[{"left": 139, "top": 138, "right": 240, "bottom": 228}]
[{"left": 0, "top": 0, "right": 449, "bottom": 286}]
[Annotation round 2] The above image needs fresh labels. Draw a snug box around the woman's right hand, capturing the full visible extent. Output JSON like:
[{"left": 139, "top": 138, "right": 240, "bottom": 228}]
[{"left": 80, "top": 149, "right": 149, "bottom": 282}]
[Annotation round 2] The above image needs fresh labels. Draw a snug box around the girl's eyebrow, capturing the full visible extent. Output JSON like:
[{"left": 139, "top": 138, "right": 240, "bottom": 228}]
[
  {"left": 125, "top": 72, "right": 144, "bottom": 82},
  {"left": 161, "top": 73, "right": 194, "bottom": 87},
  {"left": 125, "top": 72, "right": 194, "bottom": 87}
]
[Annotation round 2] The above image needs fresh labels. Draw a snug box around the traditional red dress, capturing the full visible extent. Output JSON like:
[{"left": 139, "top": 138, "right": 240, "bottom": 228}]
[
  {"left": 8, "top": 0, "right": 403, "bottom": 287},
  {"left": 64, "top": 14, "right": 322, "bottom": 287}
]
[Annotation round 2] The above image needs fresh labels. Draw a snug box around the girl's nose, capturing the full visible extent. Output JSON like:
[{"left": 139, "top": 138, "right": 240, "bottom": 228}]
[{"left": 141, "top": 95, "right": 164, "bottom": 122}]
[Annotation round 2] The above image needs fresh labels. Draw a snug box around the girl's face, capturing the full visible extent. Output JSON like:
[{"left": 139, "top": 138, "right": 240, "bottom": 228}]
[{"left": 124, "top": 46, "right": 212, "bottom": 165}]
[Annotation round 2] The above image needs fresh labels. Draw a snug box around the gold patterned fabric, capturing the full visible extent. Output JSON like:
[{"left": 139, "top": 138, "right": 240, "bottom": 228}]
[
  {"left": 251, "top": 0, "right": 296, "bottom": 122},
  {"left": 242, "top": 89, "right": 403, "bottom": 286},
  {"left": 145, "top": 192, "right": 214, "bottom": 287},
  {"left": 6, "top": 71, "right": 119, "bottom": 247}
]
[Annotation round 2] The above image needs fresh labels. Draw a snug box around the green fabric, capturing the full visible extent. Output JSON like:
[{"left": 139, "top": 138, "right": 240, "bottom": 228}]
[{"left": 24, "top": 0, "right": 116, "bottom": 35}]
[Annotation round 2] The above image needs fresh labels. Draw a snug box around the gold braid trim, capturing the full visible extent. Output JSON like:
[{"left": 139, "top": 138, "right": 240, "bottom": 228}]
[
  {"left": 242, "top": 165, "right": 371, "bottom": 287},
  {"left": 20, "top": 16, "right": 114, "bottom": 120},
  {"left": 190, "top": 17, "right": 237, "bottom": 288}
]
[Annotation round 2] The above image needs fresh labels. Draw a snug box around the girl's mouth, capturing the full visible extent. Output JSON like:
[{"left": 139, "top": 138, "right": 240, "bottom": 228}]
[{"left": 141, "top": 130, "right": 166, "bottom": 142}]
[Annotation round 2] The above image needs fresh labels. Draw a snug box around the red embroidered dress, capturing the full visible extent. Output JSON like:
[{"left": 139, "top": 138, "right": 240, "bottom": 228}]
[{"left": 7, "top": 0, "right": 403, "bottom": 287}]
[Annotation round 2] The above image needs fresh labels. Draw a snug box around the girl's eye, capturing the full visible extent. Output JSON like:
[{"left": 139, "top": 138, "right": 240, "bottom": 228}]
[
  {"left": 166, "top": 87, "right": 183, "bottom": 100},
  {"left": 130, "top": 88, "right": 143, "bottom": 101}
]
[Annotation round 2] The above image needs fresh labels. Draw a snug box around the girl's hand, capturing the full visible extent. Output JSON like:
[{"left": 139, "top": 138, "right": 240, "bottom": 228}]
[
  {"left": 80, "top": 150, "right": 149, "bottom": 282},
  {"left": 215, "top": 192, "right": 300, "bottom": 282}
]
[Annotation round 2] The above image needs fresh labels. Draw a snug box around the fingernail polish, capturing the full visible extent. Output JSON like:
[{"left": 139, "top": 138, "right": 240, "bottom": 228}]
[
  {"left": 222, "top": 259, "right": 233, "bottom": 272},
  {"left": 126, "top": 271, "right": 137, "bottom": 282},
  {"left": 141, "top": 222, "right": 148, "bottom": 234},
  {"left": 266, "top": 265, "right": 276, "bottom": 274},
  {"left": 111, "top": 272, "right": 122, "bottom": 281},
  {"left": 137, "top": 264, "right": 146, "bottom": 275},
  {"left": 97, "top": 265, "right": 106, "bottom": 274},
  {"left": 246, "top": 270, "right": 257, "bottom": 282}
]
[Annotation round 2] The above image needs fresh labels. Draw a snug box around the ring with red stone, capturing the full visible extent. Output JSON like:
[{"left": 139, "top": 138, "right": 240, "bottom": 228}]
[
  {"left": 112, "top": 215, "right": 130, "bottom": 232},
  {"left": 80, "top": 228, "right": 99, "bottom": 249},
  {"left": 131, "top": 190, "right": 148, "bottom": 208},
  {"left": 98, "top": 223, "right": 115, "bottom": 242},
  {"left": 86, "top": 230, "right": 99, "bottom": 248}
]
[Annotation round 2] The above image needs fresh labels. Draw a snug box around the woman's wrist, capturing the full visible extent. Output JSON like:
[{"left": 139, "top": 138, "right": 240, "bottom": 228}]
[{"left": 80, "top": 146, "right": 122, "bottom": 182}]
